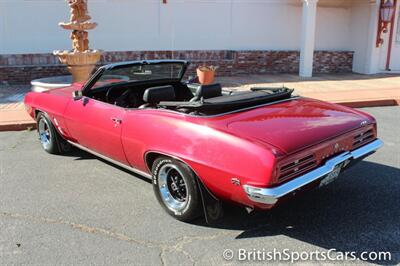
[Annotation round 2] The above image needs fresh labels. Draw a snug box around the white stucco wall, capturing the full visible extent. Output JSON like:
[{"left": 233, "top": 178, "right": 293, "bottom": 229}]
[
  {"left": 315, "top": 5, "right": 351, "bottom": 50},
  {"left": 0, "top": 0, "right": 353, "bottom": 54}
]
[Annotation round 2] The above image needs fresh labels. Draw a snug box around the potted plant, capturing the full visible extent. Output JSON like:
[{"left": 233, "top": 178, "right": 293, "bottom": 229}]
[{"left": 196, "top": 65, "right": 218, "bottom": 85}]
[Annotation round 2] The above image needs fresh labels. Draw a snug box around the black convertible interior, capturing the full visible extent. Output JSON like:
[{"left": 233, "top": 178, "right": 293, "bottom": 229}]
[
  {"left": 82, "top": 60, "right": 294, "bottom": 115},
  {"left": 87, "top": 80, "right": 194, "bottom": 109},
  {"left": 86, "top": 80, "right": 294, "bottom": 116}
]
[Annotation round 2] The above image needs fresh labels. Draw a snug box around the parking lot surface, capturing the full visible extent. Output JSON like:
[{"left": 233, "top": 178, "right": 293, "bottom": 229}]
[{"left": 0, "top": 106, "right": 399, "bottom": 265}]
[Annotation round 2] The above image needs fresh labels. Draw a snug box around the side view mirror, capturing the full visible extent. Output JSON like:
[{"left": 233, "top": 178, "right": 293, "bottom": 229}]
[{"left": 72, "top": 90, "right": 83, "bottom": 101}]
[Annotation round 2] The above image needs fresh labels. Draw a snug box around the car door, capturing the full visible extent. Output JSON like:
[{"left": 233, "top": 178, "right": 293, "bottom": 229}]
[{"left": 64, "top": 96, "right": 128, "bottom": 164}]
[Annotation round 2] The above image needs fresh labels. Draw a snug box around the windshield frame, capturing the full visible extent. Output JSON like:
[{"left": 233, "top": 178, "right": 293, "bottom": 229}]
[{"left": 81, "top": 60, "right": 189, "bottom": 95}]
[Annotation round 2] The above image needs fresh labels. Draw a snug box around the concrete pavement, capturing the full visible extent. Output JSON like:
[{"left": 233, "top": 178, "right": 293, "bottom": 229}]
[{"left": 0, "top": 106, "right": 399, "bottom": 265}]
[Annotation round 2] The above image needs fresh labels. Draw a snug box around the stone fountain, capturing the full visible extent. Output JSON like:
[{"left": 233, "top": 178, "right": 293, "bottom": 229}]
[
  {"left": 54, "top": 0, "right": 102, "bottom": 83},
  {"left": 31, "top": 0, "right": 102, "bottom": 92}
]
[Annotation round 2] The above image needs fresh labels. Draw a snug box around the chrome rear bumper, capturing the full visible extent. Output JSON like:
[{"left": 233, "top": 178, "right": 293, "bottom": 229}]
[{"left": 243, "top": 139, "right": 383, "bottom": 205}]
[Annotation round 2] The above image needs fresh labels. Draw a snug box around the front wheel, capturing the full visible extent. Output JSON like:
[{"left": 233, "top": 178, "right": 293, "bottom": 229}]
[
  {"left": 152, "top": 157, "right": 202, "bottom": 222},
  {"left": 36, "top": 112, "right": 70, "bottom": 154}
]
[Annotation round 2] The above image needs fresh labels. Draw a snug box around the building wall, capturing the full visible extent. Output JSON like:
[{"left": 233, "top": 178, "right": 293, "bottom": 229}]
[
  {"left": 0, "top": 50, "right": 353, "bottom": 84},
  {"left": 0, "top": 0, "right": 352, "bottom": 54},
  {"left": 0, "top": 0, "right": 359, "bottom": 84}
]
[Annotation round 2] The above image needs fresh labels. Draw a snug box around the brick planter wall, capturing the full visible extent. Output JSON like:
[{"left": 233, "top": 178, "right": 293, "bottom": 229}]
[{"left": 0, "top": 50, "right": 353, "bottom": 85}]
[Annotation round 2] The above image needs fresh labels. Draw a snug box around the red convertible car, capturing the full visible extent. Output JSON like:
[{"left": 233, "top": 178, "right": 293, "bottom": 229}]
[{"left": 24, "top": 60, "right": 383, "bottom": 222}]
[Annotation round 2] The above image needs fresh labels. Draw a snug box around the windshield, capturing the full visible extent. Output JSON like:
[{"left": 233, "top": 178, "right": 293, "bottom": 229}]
[{"left": 92, "top": 62, "right": 185, "bottom": 89}]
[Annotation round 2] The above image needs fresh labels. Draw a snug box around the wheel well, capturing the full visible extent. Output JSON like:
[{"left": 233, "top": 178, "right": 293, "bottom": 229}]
[
  {"left": 145, "top": 152, "right": 167, "bottom": 172},
  {"left": 34, "top": 109, "right": 42, "bottom": 119},
  {"left": 145, "top": 152, "right": 203, "bottom": 183},
  {"left": 145, "top": 152, "right": 195, "bottom": 174}
]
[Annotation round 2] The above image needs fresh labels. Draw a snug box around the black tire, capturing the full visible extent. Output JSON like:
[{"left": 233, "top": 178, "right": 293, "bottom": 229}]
[
  {"left": 152, "top": 157, "right": 201, "bottom": 222},
  {"left": 36, "top": 112, "right": 70, "bottom": 154}
]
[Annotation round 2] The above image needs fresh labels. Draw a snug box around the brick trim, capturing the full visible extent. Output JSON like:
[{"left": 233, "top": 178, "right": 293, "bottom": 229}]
[{"left": 0, "top": 50, "right": 353, "bottom": 85}]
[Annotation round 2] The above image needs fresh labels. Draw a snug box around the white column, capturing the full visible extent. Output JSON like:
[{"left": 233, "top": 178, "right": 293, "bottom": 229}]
[
  {"left": 299, "top": 0, "right": 318, "bottom": 78},
  {"left": 364, "top": 0, "right": 381, "bottom": 74}
]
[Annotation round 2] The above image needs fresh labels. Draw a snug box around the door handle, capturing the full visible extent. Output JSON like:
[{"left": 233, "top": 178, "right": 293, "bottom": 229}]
[{"left": 111, "top": 117, "right": 122, "bottom": 125}]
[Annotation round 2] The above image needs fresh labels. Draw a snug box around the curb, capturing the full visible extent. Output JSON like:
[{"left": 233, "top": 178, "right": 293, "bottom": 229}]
[
  {"left": 0, "top": 121, "right": 36, "bottom": 132},
  {"left": 0, "top": 98, "right": 399, "bottom": 132},
  {"left": 336, "top": 98, "right": 400, "bottom": 108}
]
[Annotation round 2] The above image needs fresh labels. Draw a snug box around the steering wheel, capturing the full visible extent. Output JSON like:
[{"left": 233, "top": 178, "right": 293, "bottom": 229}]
[
  {"left": 106, "top": 87, "right": 143, "bottom": 108},
  {"left": 106, "top": 86, "right": 127, "bottom": 104}
]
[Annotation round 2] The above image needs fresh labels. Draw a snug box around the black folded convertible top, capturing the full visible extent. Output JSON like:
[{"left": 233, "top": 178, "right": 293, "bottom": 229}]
[{"left": 159, "top": 87, "right": 294, "bottom": 114}]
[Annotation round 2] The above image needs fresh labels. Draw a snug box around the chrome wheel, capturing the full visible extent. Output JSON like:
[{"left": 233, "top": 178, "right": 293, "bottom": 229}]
[
  {"left": 158, "top": 163, "right": 188, "bottom": 212},
  {"left": 38, "top": 118, "right": 51, "bottom": 150}
]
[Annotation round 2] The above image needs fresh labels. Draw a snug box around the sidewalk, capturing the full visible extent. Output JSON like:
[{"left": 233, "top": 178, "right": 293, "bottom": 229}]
[
  {"left": 0, "top": 73, "right": 399, "bottom": 131},
  {"left": 0, "top": 86, "right": 34, "bottom": 131},
  {"left": 218, "top": 73, "right": 400, "bottom": 107}
]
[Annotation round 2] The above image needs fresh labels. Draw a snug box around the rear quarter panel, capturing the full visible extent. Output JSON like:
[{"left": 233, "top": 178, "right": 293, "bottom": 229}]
[{"left": 121, "top": 110, "right": 279, "bottom": 206}]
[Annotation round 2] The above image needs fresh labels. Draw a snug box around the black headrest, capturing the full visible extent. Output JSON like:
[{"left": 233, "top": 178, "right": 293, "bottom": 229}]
[
  {"left": 143, "top": 85, "right": 176, "bottom": 104},
  {"left": 195, "top": 84, "right": 222, "bottom": 99}
]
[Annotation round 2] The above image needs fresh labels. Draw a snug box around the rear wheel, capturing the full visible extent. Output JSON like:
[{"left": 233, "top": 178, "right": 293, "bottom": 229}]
[
  {"left": 36, "top": 112, "right": 70, "bottom": 154},
  {"left": 152, "top": 157, "right": 201, "bottom": 222}
]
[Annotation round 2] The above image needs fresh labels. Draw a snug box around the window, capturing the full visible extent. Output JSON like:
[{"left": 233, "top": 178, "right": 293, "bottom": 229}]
[{"left": 92, "top": 62, "right": 184, "bottom": 89}]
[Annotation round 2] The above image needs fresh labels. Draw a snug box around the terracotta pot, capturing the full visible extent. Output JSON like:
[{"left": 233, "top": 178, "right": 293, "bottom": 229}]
[{"left": 196, "top": 66, "right": 215, "bottom": 85}]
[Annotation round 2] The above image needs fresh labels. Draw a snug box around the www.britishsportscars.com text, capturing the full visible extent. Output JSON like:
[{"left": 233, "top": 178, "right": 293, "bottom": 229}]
[{"left": 222, "top": 248, "right": 392, "bottom": 263}]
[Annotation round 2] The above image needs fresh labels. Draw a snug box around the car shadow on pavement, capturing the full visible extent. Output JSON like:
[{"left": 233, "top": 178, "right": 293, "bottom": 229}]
[
  {"left": 65, "top": 147, "right": 96, "bottom": 160},
  {"left": 198, "top": 161, "right": 400, "bottom": 265},
  {"left": 65, "top": 147, "right": 153, "bottom": 184}
]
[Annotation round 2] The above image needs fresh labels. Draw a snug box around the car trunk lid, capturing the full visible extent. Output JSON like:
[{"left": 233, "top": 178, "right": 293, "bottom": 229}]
[{"left": 206, "top": 98, "right": 371, "bottom": 155}]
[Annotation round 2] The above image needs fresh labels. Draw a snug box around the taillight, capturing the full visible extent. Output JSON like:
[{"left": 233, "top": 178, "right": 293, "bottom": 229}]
[
  {"left": 278, "top": 153, "right": 317, "bottom": 181},
  {"left": 353, "top": 128, "right": 374, "bottom": 148}
]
